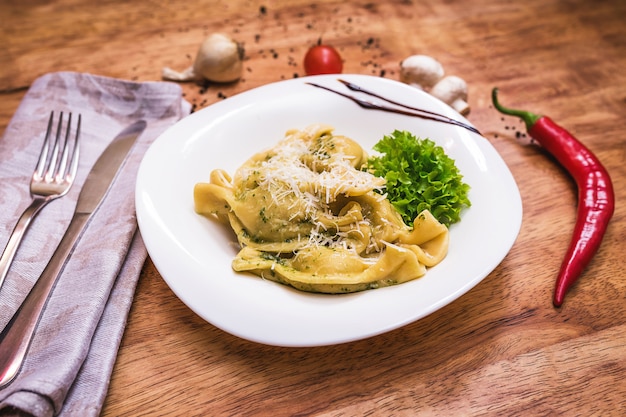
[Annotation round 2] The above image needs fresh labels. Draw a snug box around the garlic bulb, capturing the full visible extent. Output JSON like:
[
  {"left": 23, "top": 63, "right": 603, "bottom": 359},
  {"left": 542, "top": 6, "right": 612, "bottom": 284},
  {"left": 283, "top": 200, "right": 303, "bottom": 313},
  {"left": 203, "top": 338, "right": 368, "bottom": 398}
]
[{"left": 162, "top": 33, "right": 244, "bottom": 83}]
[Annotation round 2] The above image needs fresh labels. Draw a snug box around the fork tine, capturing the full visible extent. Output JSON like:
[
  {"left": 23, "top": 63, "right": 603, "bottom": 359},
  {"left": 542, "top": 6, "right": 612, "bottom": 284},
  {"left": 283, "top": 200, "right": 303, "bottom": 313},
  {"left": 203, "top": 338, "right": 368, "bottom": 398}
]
[
  {"left": 55, "top": 113, "right": 72, "bottom": 179},
  {"left": 55, "top": 113, "right": 74, "bottom": 180},
  {"left": 68, "top": 114, "right": 81, "bottom": 179},
  {"left": 44, "top": 112, "right": 65, "bottom": 183},
  {"left": 34, "top": 111, "right": 55, "bottom": 179},
  {"left": 57, "top": 113, "right": 81, "bottom": 181}
]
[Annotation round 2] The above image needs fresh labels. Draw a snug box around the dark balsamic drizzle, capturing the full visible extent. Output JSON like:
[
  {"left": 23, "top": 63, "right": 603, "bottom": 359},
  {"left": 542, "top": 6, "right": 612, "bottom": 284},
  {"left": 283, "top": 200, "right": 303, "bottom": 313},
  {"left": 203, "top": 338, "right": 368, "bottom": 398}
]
[{"left": 306, "top": 80, "right": 481, "bottom": 135}]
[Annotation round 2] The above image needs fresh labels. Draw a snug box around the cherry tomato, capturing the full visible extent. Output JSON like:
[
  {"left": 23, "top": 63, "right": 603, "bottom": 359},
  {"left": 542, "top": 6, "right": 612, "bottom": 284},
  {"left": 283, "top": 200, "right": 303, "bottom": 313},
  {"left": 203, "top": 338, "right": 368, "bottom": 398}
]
[{"left": 303, "top": 44, "right": 343, "bottom": 75}]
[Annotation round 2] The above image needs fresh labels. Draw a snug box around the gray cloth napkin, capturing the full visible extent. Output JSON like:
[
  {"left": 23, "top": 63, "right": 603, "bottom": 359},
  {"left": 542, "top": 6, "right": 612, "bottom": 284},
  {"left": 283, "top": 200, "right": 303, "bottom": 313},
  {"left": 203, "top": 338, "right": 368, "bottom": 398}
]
[{"left": 0, "top": 72, "right": 191, "bottom": 416}]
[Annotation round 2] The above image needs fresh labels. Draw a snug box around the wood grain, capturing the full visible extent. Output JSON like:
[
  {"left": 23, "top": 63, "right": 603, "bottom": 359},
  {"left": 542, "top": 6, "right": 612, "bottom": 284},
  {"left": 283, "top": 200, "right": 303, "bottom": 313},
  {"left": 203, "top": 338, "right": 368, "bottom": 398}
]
[{"left": 1, "top": 0, "right": 625, "bottom": 415}]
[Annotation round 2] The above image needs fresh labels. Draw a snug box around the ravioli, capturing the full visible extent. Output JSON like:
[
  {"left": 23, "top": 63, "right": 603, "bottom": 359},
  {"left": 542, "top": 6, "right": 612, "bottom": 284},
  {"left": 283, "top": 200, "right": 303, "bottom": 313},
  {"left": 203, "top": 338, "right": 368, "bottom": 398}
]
[{"left": 194, "top": 124, "right": 448, "bottom": 293}]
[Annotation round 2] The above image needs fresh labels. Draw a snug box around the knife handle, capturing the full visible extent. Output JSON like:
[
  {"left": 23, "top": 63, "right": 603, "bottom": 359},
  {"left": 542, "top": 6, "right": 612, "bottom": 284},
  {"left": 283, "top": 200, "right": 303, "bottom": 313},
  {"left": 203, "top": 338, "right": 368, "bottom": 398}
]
[{"left": 0, "top": 212, "right": 90, "bottom": 388}]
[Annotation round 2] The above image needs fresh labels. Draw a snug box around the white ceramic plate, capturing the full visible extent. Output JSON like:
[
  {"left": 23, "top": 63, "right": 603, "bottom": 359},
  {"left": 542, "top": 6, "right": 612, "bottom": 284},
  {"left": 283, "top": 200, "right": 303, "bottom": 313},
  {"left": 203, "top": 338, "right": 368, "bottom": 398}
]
[{"left": 136, "top": 74, "right": 522, "bottom": 347}]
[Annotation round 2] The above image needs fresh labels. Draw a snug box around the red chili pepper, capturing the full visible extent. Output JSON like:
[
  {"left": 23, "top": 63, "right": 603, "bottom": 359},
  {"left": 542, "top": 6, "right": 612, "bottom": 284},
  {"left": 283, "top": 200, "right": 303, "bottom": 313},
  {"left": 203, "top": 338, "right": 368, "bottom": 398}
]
[{"left": 492, "top": 88, "right": 615, "bottom": 307}]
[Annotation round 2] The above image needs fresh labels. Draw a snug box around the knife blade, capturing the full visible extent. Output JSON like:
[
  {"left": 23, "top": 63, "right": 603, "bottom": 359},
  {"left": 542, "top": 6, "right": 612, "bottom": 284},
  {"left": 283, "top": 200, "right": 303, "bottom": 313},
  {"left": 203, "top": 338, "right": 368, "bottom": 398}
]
[{"left": 0, "top": 120, "right": 147, "bottom": 388}]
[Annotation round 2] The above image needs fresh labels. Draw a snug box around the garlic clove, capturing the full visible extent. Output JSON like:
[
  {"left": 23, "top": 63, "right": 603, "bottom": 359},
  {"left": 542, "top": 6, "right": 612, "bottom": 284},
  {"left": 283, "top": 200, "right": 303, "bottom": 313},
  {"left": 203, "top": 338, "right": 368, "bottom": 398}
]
[{"left": 161, "top": 66, "right": 195, "bottom": 81}]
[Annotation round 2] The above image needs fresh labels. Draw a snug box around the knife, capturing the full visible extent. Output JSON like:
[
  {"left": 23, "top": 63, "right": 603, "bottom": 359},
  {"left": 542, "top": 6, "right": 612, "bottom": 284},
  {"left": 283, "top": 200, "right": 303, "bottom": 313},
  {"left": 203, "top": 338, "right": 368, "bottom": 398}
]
[{"left": 0, "top": 120, "right": 147, "bottom": 388}]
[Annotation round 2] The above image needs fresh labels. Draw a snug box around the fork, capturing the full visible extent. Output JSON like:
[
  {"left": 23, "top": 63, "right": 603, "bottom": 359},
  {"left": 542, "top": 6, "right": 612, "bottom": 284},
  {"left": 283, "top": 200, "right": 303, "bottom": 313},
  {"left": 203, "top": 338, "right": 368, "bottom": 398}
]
[{"left": 0, "top": 111, "right": 81, "bottom": 291}]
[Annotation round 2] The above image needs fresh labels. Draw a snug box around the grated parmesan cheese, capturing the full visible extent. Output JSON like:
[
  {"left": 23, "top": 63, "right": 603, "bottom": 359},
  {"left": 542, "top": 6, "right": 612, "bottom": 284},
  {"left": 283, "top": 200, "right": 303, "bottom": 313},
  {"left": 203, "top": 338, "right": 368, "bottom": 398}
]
[{"left": 246, "top": 127, "right": 386, "bottom": 250}]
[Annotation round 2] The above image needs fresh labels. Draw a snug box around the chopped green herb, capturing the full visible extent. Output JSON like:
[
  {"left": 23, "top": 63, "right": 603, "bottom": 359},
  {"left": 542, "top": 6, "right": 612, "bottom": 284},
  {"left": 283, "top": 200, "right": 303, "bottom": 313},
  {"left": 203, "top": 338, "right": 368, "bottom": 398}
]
[
  {"left": 367, "top": 130, "right": 471, "bottom": 227},
  {"left": 259, "top": 207, "right": 268, "bottom": 223},
  {"left": 260, "top": 252, "right": 283, "bottom": 264}
]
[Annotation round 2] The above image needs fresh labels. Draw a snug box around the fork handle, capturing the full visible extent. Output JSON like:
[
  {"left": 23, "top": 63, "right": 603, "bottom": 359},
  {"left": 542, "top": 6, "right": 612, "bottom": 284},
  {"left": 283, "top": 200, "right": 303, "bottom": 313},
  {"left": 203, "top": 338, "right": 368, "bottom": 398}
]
[
  {"left": 0, "top": 211, "right": 89, "bottom": 388},
  {"left": 0, "top": 196, "right": 51, "bottom": 291}
]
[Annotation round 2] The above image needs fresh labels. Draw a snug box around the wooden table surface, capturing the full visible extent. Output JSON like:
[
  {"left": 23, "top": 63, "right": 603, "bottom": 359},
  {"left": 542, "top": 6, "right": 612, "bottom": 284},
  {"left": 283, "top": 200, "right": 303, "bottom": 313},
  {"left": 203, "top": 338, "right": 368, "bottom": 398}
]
[{"left": 2, "top": 0, "right": 625, "bottom": 415}]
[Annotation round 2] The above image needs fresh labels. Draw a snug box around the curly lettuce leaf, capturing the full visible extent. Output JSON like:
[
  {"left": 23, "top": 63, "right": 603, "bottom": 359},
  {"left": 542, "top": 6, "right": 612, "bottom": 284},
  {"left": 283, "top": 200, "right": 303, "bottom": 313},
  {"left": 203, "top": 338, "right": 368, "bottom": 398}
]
[{"left": 367, "top": 130, "right": 471, "bottom": 227}]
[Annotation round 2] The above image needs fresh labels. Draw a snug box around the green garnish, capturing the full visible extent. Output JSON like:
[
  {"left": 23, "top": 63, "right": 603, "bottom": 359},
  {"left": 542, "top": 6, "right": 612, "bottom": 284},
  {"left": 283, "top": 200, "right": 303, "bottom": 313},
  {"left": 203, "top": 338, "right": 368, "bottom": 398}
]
[{"left": 367, "top": 130, "right": 471, "bottom": 227}]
